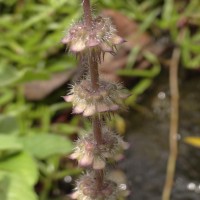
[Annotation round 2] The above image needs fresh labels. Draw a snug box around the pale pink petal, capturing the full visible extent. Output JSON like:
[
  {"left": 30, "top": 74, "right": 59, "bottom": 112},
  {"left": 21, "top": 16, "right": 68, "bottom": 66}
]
[
  {"left": 110, "top": 104, "right": 119, "bottom": 111},
  {"left": 87, "top": 38, "right": 99, "bottom": 47},
  {"left": 100, "top": 42, "right": 113, "bottom": 52},
  {"left": 73, "top": 104, "right": 86, "bottom": 114},
  {"left": 96, "top": 104, "right": 110, "bottom": 113},
  {"left": 61, "top": 35, "right": 71, "bottom": 44},
  {"left": 70, "top": 191, "right": 79, "bottom": 199},
  {"left": 62, "top": 95, "right": 74, "bottom": 102},
  {"left": 83, "top": 105, "right": 96, "bottom": 117},
  {"left": 85, "top": 141, "right": 95, "bottom": 151},
  {"left": 121, "top": 141, "right": 130, "bottom": 150},
  {"left": 111, "top": 35, "right": 126, "bottom": 45},
  {"left": 70, "top": 40, "right": 86, "bottom": 52},
  {"left": 69, "top": 152, "right": 79, "bottom": 160},
  {"left": 79, "top": 154, "right": 93, "bottom": 166}
]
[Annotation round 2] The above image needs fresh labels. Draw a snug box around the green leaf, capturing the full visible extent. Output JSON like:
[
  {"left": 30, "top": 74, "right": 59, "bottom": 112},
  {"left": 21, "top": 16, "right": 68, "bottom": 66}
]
[
  {"left": 126, "top": 78, "right": 153, "bottom": 105},
  {"left": 0, "top": 152, "right": 39, "bottom": 186},
  {"left": 51, "top": 123, "right": 80, "bottom": 135},
  {"left": 0, "top": 172, "right": 38, "bottom": 200},
  {"left": 19, "top": 69, "right": 50, "bottom": 83},
  {"left": 0, "top": 64, "right": 50, "bottom": 86},
  {"left": 0, "top": 65, "right": 26, "bottom": 87},
  {"left": 140, "top": 8, "right": 160, "bottom": 31},
  {"left": 0, "top": 135, "right": 22, "bottom": 151},
  {"left": 49, "top": 102, "right": 72, "bottom": 113},
  {"left": 0, "top": 115, "right": 19, "bottom": 134},
  {"left": 47, "top": 59, "right": 75, "bottom": 73},
  {"left": 0, "top": 89, "right": 14, "bottom": 106},
  {"left": 126, "top": 46, "right": 141, "bottom": 69},
  {"left": 20, "top": 134, "right": 73, "bottom": 159},
  {"left": 131, "top": 78, "right": 153, "bottom": 95},
  {"left": 163, "top": 0, "right": 174, "bottom": 21},
  {"left": 184, "top": 137, "right": 200, "bottom": 148},
  {"left": 117, "top": 64, "right": 160, "bottom": 78}
]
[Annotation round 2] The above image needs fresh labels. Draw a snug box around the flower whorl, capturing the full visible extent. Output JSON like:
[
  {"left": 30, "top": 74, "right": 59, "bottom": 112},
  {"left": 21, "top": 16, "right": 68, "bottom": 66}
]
[{"left": 62, "top": 16, "right": 125, "bottom": 55}]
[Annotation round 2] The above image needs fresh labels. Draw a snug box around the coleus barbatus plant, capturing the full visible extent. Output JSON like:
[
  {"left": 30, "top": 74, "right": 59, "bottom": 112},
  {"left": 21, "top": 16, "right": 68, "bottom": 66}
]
[{"left": 62, "top": 0, "right": 130, "bottom": 199}]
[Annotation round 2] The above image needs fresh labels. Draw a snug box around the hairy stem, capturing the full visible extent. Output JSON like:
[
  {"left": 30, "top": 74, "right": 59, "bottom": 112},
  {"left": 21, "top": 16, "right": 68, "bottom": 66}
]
[
  {"left": 93, "top": 115, "right": 103, "bottom": 145},
  {"left": 89, "top": 52, "right": 103, "bottom": 190},
  {"left": 83, "top": 0, "right": 103, "bottom": 190},
  {"left": 89, "top": 51, "right": 100, "bottom": 90},
  {"left": 82, "top": 0, "right": 92, "bottom": 27},
  {"left": 162, "top": 48, "right": 180, "bottom": 200},
  {"left": 90, "top": 64, "right": 103, "bottom": 189}
]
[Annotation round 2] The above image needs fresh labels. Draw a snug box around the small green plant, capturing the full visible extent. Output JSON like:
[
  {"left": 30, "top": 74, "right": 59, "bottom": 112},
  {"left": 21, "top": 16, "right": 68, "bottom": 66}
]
[{"left": 62, "top": 0, "right": 129, "bottom": 199}]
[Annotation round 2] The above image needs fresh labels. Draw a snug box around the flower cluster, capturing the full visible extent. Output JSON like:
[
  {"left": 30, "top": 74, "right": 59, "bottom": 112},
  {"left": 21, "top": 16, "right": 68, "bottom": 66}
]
[
  {"left": 62, "top": 16, "right": 125, "bottom": 55},
  {"left": 62, "top": 1, "right": 129, "bottom": 199},
  {"left": 70, "top": 127, "right": 129, "bottom": 169},
  {"left": 63, "top": 79, "right": 130, "bottom": 117},
  {"left": 71, "top": 172, "right": 128, "bottom": 200}
]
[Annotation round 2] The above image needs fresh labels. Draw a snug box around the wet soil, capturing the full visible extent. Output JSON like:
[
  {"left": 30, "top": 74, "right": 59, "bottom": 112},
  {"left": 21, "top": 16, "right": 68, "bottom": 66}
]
[{"left": 120, "top": 70, "right": 200, "bottom": 200}]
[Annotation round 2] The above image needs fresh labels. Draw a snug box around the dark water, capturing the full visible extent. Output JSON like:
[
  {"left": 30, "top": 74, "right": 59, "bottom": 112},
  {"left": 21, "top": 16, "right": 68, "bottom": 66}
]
[{"left": 120, "top": 71, "right": 200, "bottom": 200}]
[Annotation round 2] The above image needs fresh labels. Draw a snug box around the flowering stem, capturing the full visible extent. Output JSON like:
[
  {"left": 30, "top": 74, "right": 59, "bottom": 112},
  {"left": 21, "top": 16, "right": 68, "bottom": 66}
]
[
  {"left": 88, "top": 51, "right": 100, "bottom": 90},
  {"left": 95, "top": 170, "right": 104, "bottom": 191},
  {"left": 93, "top": 115, "right": 103, "bottom": 145},
  {"left": 83, "top": 0, "right": 103, "bottom": 191},
  {"left": 89, "top": 41, "right": 104, "bottom": 192},
  {"left": 82, "top": 0, "right": 93, "bottom": 27}
]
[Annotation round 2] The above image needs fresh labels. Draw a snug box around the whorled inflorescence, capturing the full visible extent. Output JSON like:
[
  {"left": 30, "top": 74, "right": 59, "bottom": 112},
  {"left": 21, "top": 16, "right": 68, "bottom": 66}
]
[
  {"left": 70, "top": 172, "right": 129, "bottom": 200},
  {"left": 62, "top": 16, "right": 125, "bottom": 56},
  {"left": 63, "top": 79, "right": 130, "bottom": 117},
  {"left": 62, "top": 0, "right": 130, "bottom": 199},
  {"left": 70, "top": 127, "right": 129, "bottom": 169}
]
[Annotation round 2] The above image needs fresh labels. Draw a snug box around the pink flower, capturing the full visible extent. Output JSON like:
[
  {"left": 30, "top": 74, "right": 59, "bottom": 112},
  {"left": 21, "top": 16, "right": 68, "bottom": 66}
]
[
  {"left": 62, "top": 16, "right": 125, "bottom": 56},
  {"left": 63, "top": 79, "right": 130, "bottom": 117},
  {"left": 69, "top": 127, "right": 129, "bottom": 170},
  {"left": 70, "top": 171, "right": 129, "bottom": 200}
]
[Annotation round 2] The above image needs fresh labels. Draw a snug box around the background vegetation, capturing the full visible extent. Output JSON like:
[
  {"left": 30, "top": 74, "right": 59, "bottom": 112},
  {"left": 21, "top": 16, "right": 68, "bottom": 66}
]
[{"left": 0, "top": 0, "right": 200, "bottom": 200}]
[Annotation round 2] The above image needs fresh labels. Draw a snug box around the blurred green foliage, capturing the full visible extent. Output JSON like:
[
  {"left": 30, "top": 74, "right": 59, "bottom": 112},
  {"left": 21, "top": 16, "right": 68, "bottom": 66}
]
[
  {"left": 0, "top": 1, "right": 82, "bottom": 199},
  {"left": 0, "top": 0, "right": 200, "bottom": 199}
]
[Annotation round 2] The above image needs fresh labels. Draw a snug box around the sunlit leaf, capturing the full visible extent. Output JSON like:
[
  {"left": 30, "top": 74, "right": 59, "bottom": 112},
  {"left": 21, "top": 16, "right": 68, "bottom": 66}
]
[
  {"left": 0, "top": 135, "right": 22, "bottom": 151},
  {"left": 184, "top": 137, "right": 200, "bottom": 148},
  {"left": 0, "top": 152, "right": 39, "bottom": 186},
  {"left": 0, "top": 172, "right": 38, "bottom": 200}
]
